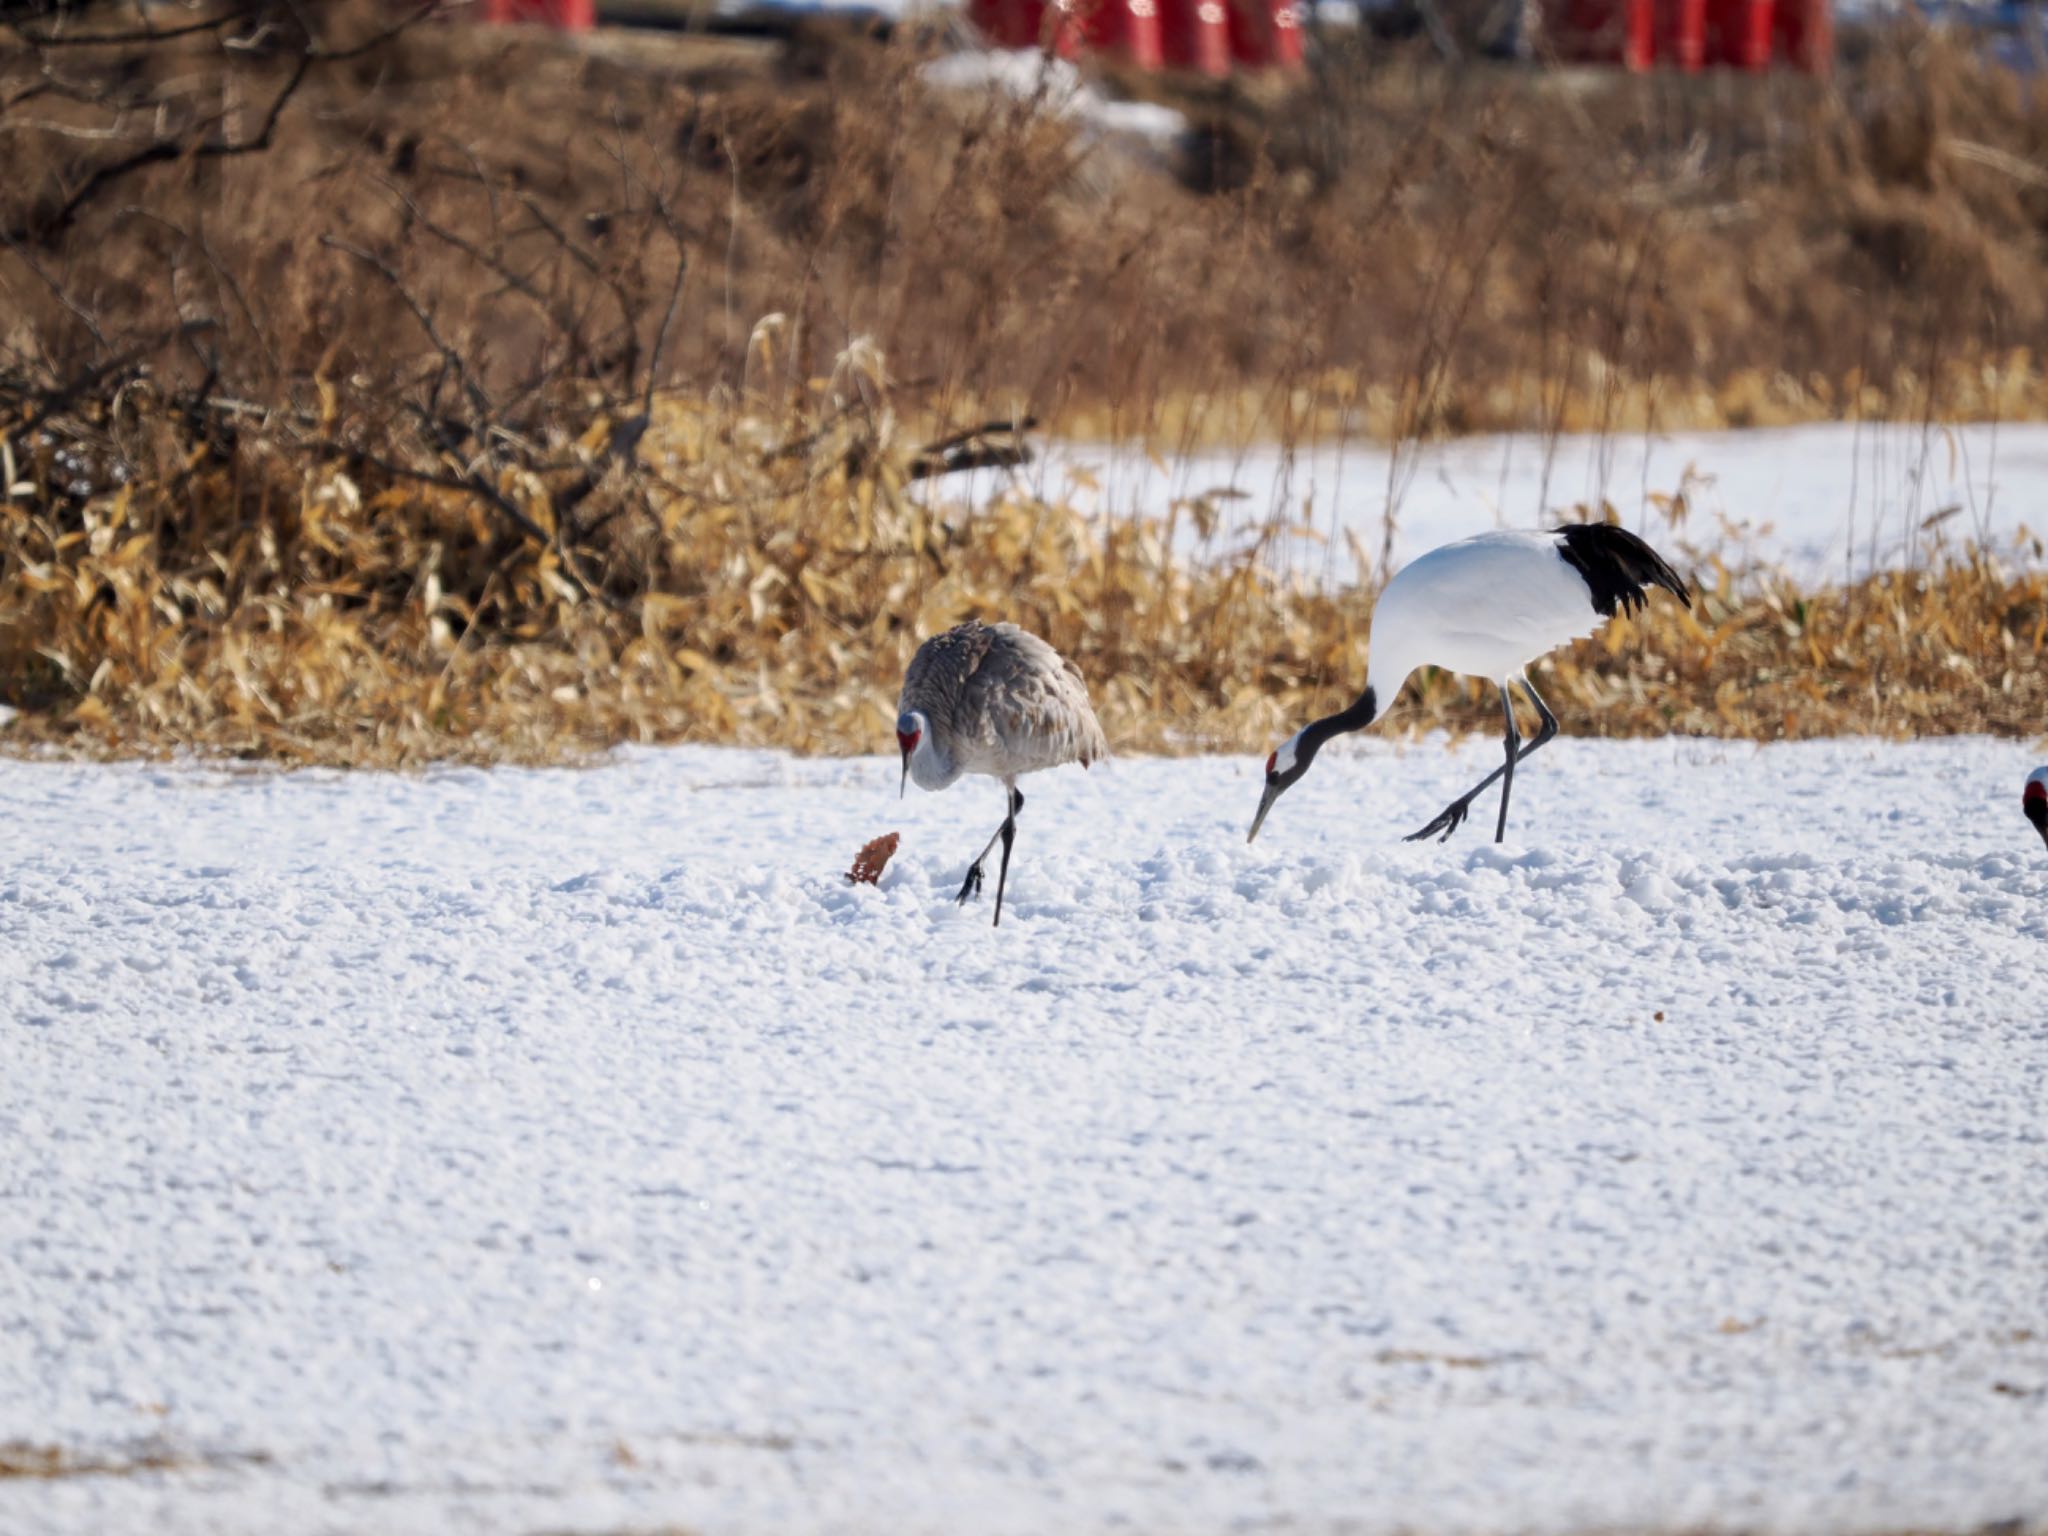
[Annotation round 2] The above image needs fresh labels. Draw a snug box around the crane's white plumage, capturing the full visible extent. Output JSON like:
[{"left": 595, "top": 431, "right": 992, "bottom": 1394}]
[
  {"left": 1250, "top": 522, "right": 1691, "bottom": 847},
  {"left": 896, "top": 620, "right": 1106, "bottom": 925},
  {"left": 1361, "top": 530, "right": 1610, "bottom": 697}
]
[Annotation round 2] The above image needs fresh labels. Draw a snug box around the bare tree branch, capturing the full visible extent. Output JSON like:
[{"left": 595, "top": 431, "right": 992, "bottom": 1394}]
[
  {"left": 4, "top": 0, "right": 445, "bottom": 246},
  {"left": 14, "top": 4, "right": 259, "bottom": 49},
  {"left": 1, "top": 316, "right": 219, "bottom": 445},
  {"left": 320, "top": 234, "right": 495, "bottom": 422}
]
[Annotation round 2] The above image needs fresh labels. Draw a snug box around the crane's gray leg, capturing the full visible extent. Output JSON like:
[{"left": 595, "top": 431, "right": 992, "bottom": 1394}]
[
  {"left": 991, "top": 786, "right": 1022, "bottom": 928},
  {"left": 1404, "top": 674, "right": 1559, "bottom": 844},
  {"left": 1493, "top": 682, "right": 1520, "bottom": 843},
  {"left": 1519, "top": 674, "right": 1559, "bottom": 748},
  {"left": 956, "top": 784, "right": 1023, "bottom": 916}
]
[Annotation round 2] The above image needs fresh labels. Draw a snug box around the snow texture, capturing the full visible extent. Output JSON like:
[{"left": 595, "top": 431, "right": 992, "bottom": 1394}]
[
  {"left": 3, "top": 737, "right": 2046, "bottom": 1536},
  {"left": 930, "top": 421, "right": 2048, "bottom": 582},
  {"left": 921, "top": 49, "right": 1193, "bottom": 150}
]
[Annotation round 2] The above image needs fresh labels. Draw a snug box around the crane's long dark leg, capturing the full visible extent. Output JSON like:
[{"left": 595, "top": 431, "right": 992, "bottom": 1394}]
[
  {"left": 991, "top": 786, "right": 1022, "bottom": 928},
  {"left": 955, "top": 784, "right": 1023, "bottom": 924},
  {"left": 1404, "top": 675, "right": 1560, "bottom": 844},
  {"left": 1493, "top": 683, "right": 1520, "bottom": 843}
]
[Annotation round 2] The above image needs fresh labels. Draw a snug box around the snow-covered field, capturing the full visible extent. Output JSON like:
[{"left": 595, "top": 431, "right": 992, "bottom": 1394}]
[
  {"left": 934, "top": 421, "right": 2048, "bottom": 581},
  {"left": 4, "top": 737, "right": 2046, "bottom": 1536}
]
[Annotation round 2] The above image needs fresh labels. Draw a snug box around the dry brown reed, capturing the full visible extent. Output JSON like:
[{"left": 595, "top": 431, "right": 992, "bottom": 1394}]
[{"left": 3, "top": 373, "right": 2043, "bottom": 767}]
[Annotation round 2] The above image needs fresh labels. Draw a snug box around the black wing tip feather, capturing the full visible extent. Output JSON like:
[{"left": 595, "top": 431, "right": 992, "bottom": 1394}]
[{"left": 1555, "top": 521, "right": 1692, "bottom": 618}]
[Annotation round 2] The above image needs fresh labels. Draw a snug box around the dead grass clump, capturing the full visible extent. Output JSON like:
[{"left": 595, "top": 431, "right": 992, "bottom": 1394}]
[
  {"left": 2, "top": 368, "right": 2044, "bottom": 768},
  {"left": 1536, "top": 545, "right": 2048, "bottom": 741},
  {"left": 10, "top": 10, "right": 2048, "bottom": 448}
]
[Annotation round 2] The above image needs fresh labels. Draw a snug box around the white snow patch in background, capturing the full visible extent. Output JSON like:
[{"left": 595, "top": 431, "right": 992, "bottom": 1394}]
[
  {"left": 927, "top": 421, "right": 2048, "bottom": 581},
  {"left": 3, "top": 738, "right": 2046, "bottom": 1535},
  {"left": 922, "top": 48, "right": 1191, "bottom": 149}
]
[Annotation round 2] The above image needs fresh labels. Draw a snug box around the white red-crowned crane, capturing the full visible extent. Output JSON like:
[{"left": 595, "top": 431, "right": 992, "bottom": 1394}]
[
  {"left": 897, "top": 620, "right": 1109, "bottom": 926},
  {"left": 1248, "top": 522, "right": 1691, "bottom": 847},
  {"left": 2026, "top": 766, "right": 2048, "bottom": 849}
]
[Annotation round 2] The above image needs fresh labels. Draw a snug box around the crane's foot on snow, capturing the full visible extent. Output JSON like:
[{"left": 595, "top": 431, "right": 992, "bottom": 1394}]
[
  {"left": 1404, "top": 797, "right": 1474, "bottom": 844},
  {"left": 955, "top": 864, "right": 985, "bottom": 904}
]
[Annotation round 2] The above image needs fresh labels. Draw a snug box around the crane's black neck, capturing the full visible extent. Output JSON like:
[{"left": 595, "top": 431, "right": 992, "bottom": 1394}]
[{"left": 1298, "top": 686, "right": 1378, "bottom": 766}]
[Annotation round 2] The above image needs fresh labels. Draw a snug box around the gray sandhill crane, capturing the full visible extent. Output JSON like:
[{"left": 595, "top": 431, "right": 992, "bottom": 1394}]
[
  {"left": 2027, "top": 766, "right": 2048, "bottom": 849},
  {"left": 897, "top": 620, "right": 1109, "bottom": 927},
  {"left": 1248, "top": 522, "right": 1691, "bottom": 847}
]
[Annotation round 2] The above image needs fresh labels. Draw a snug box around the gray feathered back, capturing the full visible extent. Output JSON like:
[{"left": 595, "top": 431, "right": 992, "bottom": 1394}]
[{"left": 899, "top": 620, "right": 1109, "bottom": 776}]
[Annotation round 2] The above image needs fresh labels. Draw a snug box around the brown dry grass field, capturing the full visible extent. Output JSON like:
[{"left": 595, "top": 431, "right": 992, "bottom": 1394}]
[{"left": 2, "top": 1, "right": 2045, "bottom": 766}]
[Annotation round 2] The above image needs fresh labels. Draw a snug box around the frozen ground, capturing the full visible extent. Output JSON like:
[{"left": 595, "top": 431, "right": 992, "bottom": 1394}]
[
  {"left": 3, "top": 736, "right": 2046, "bottom": 1536},
  {"left": 932, "top": 421, "right": 2048, "bottom": 582}
]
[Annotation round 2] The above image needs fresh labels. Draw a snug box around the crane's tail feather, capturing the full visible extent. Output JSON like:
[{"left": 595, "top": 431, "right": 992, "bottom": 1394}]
[{"left": 1555, "top": 522, "right": 1692, "bottom": 618}]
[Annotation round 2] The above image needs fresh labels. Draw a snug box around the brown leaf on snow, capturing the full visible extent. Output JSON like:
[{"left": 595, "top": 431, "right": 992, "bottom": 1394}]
[{"left": 845, "top": 832, "right": 901, "bottom": 886}]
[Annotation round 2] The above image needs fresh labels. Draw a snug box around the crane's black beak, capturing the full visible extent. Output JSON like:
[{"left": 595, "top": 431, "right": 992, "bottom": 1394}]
[
  {"left": 899, "top": 750, "right": 909, "bottom": 800},
  {"left": 1247, "top": 778, "right": 1285, "bottom": 844}
]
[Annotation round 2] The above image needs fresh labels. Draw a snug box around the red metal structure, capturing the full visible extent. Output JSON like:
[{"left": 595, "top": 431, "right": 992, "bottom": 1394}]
[
  {"left": 1553, "top": 0, "right": 1829, "bottom": 69},
  {"left": 470, "top": 0, "right": 1832, "bottom": 79},
  {"left": 1653, "top": 0, "right": 1706, "bottom": 69},
  {"left": 973, "top": 0, "right": 1305, "bottom": 73},
  {"left": 1772, "top": 0, "right": 1831, "bottom": 72},
  {"left": 481, "top": 0, "right": 595, "bottom": 26},
  {"left": 1226, "top": 0, "right": 1304, "bottom": 68},
  {"left": 1076, "top": 0, "right": 1166, "bottom": 67},
  {"left": 968, "top": 0, "right": 1005, "bottom": 43},
  {"left": 1704, "top": 0, "right": 1773, "bottom": 66},
  {"left": 1159, "top": 0, "right": 1233, "bottom": 75}
]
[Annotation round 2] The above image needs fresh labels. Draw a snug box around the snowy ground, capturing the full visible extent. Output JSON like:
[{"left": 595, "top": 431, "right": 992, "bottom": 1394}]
[
  {"left": 4, "top": 736, "right": 2046, "bottom": 1536},
  {"left": 932, "top": 421, "right": 2048, "bottom": 582}
]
